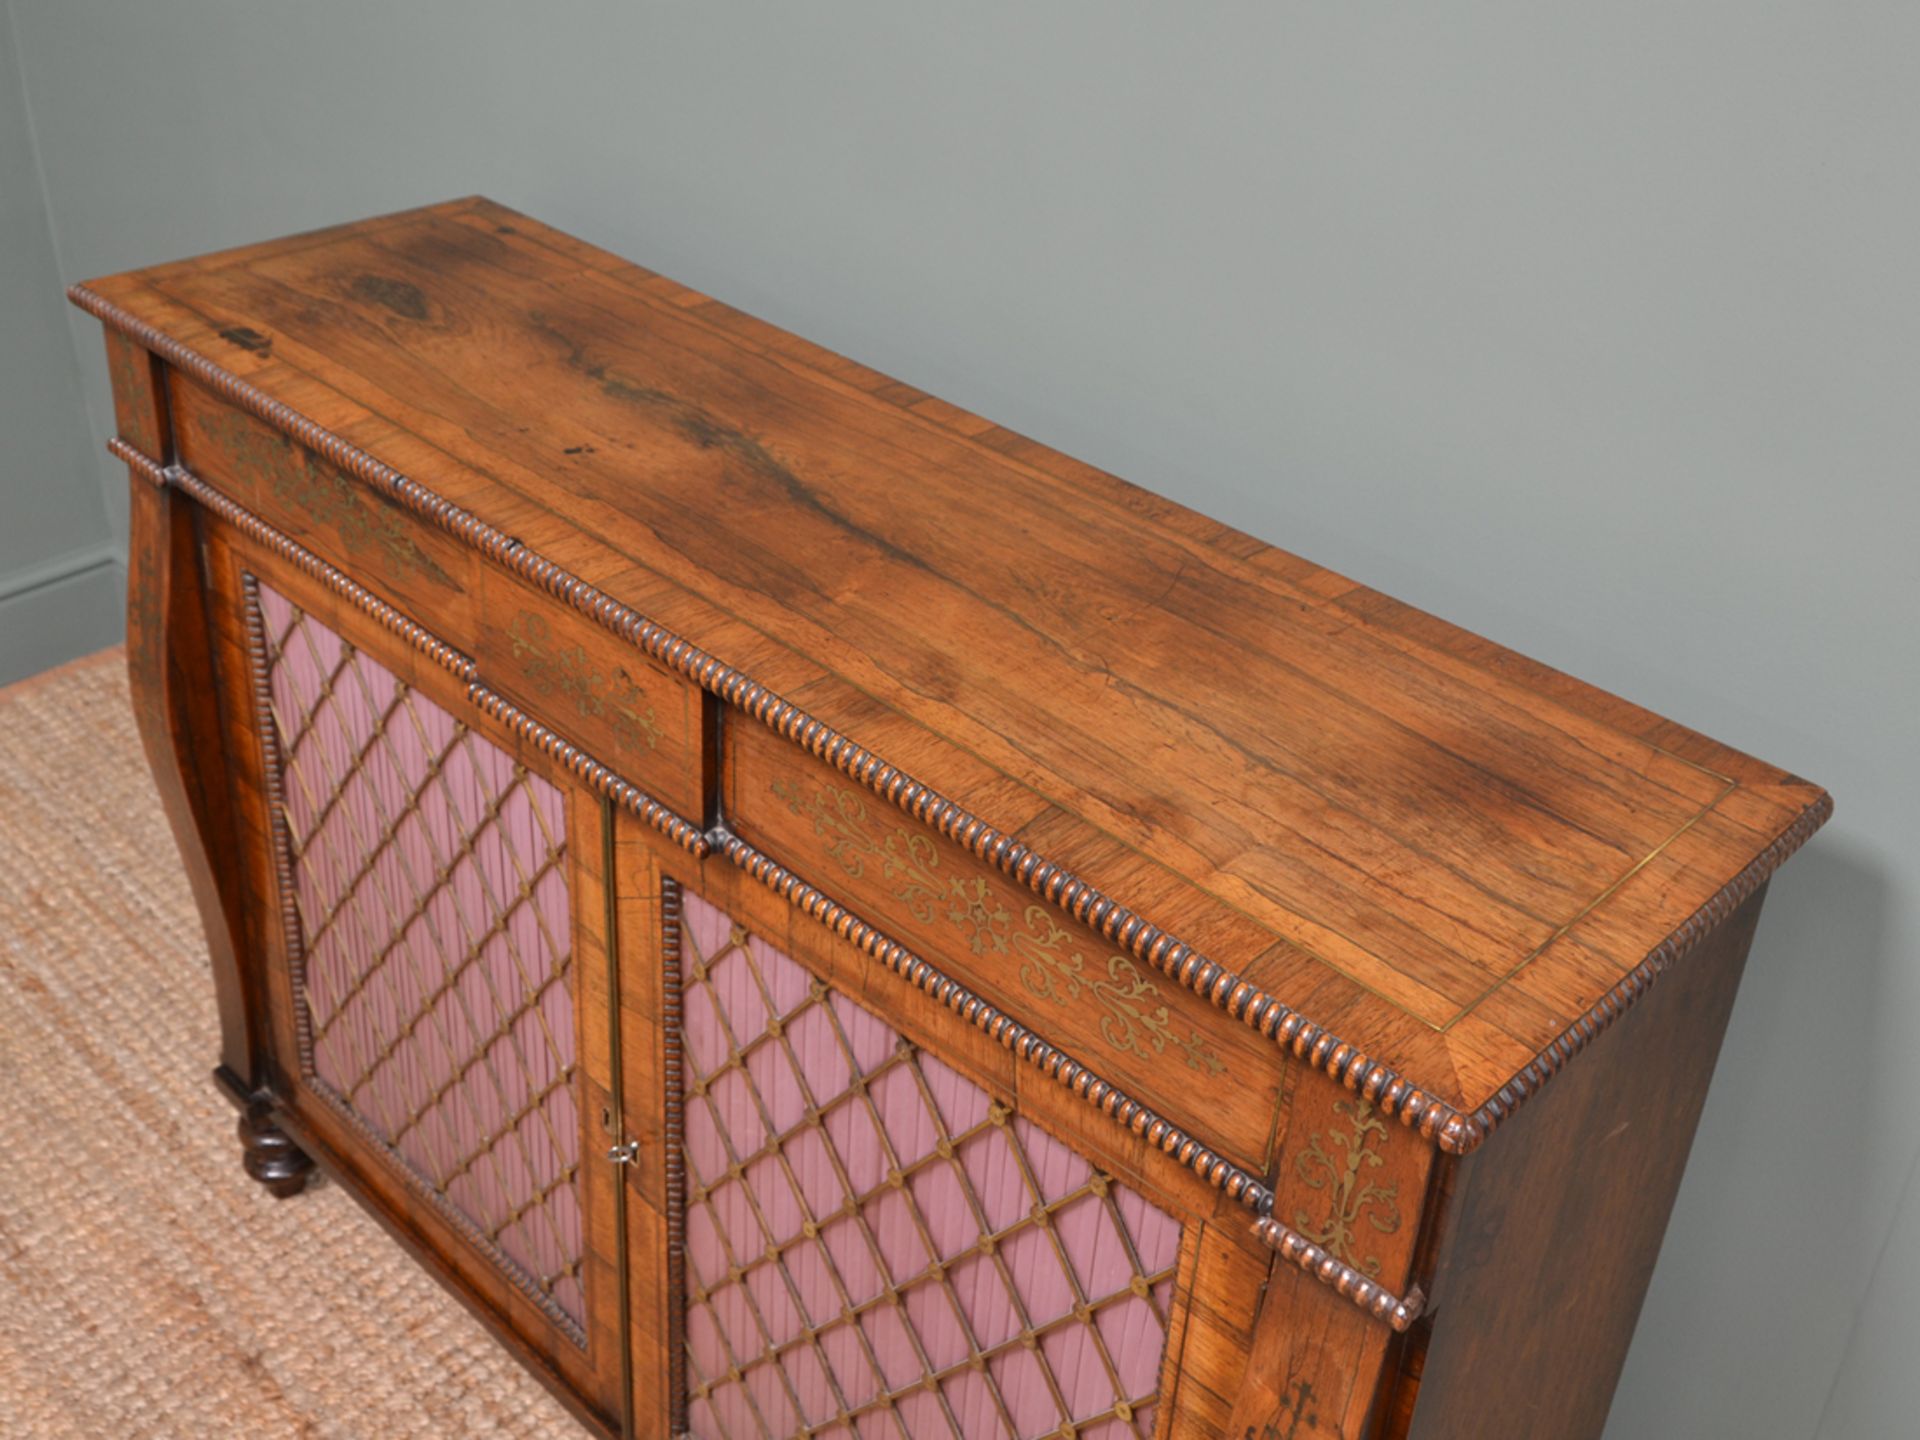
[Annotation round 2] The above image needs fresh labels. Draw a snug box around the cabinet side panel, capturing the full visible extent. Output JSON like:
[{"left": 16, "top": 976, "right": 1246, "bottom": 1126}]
[
  {"left": 1406, "top": 887, "right": 1767, "bottom": 1440},
  {"left": 125, "top": 460, "right": 261, "bottom": 1087}
]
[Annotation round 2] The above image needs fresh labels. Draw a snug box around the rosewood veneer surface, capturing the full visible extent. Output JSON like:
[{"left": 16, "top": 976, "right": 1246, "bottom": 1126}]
[{"left": 79, "top": 197, "right": 1830, "bottom": 1440}]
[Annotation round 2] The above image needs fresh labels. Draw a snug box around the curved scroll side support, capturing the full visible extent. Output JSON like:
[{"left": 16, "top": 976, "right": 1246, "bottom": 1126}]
[
  {"left": 1250, "top": 1214, "right": 1427, "bottom": 1334},
  {"left": 124, "top": 454, "right": 260, "bottom": 1096}
]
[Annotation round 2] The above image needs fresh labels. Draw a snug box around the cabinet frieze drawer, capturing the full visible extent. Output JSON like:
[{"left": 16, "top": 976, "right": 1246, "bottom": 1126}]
[
  {"left": 723, "top": 717, "right": 1288, "bottom": 1177},
  {"left": 79, "top": 197, "right": 1833, "bottom": 1440},
  {"left": 169, "top": 374, "right": 479, "bottom": 640},
  {"left": 470, "top": 569, "right": 707, "bottom": 824}
]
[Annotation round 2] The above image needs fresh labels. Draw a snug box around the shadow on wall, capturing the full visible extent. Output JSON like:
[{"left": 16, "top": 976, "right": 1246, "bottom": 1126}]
[{"left": 1608, "top": 836, "right": 1899, "bottom": 1438}]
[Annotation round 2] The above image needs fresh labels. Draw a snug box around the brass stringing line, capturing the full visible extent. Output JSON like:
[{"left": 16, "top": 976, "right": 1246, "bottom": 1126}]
[
  {"left": 680, "top": 926, "right": 875, "bottom": 1438},
  {"left": 731, "top": 945, "right": 972, "bottom": 1440},
  {"left": 123, "top": 397, "right": 1413, "bottom": 1113},
  {"left": 332, "top": 698, "right": 577, "bottom": 1271},
  {"left": 753, "top": 633, "right": 1735, "bottom": 1037},
  {"left": 295, "top": 629, "right": 560, "bottom": 1251},
  {"left": 380, "top": 671, "right": 582, "bottom": 1248},
  {"left": 179, "top": 430, "right": 1444, "bottom": 1150},
  {"left": 1438, "top": 778, "right": 1741, "bottom": 1033},
  {"left": 680, "top": 919, "right": 1171, "bottom": 1436},
  {"left": 893, "top": 1038, "right": 1150, "bottom": 1437},
  {"left": 321, "top": 634, "right": 579, "bottom": 1279},
  {"left": 600, "top": 792, "right": 636, "bottom": 1440},
  {"left": 276, "top": 610, "right": 576, "bottom": 1282},
  {"left": 817, "top": 996, "right": 1020, "bottom": 1440},
  {"left": 682, "top": 934, "right": 940, "bottom": 1439},
  {"left": 89, "top": 357, "right": 1815, "bottom": 1152}
]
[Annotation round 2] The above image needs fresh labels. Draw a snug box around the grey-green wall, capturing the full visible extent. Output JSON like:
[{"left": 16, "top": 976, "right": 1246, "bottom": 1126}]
[
  {"left": 6, "top": 4, "right": 1915, "bottom": 1434},
  {"left": 0, "top": 0, "right": 120, "bottom": 684}
]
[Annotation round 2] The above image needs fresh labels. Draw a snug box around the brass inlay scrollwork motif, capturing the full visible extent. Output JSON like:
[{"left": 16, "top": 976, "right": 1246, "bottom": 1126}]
[
  {"left": 1292, "top": 1098, "right": 1401, "bottom": 1277},
  {"left": 201, "top": 407, "right": 453, "bottom": 587},
  {"left": 506, "top": 612, "right": 665, "bottom": 752},
  {"left": 773, "top": 779, "right": 1225, "bottom": 1075}
]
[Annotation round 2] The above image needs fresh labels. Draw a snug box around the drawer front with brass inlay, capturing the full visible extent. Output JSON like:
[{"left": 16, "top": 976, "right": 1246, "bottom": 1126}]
[
  {"left": 170, "top": 376, "right": 478, "bottom": 636},
  {"left": 85, "top": 199, "right": 1832, "bottom": 1440},
  {"left": 474, "top": 570, "right": 706, "bottom": 822},
  {"left": 725, "top": 720, "right": 1287, "bottom": 1175}
]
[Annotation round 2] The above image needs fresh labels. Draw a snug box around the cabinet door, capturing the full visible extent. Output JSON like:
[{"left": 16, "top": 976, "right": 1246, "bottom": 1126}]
[
  {"left": 215, "top": 541, "right": 628, "bottom": 1427},
  {"left": 623, "top": 869, "right": 1250, "bottom": 1440}
]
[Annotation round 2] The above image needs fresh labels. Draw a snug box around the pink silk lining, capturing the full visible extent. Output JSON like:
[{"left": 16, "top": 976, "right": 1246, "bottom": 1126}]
[
  {"left": 680, "top": 890, "right": 1180, "bottom": 1439},
  {"left": 263, "top": 583, "right": 584, "bottom": 1326}
]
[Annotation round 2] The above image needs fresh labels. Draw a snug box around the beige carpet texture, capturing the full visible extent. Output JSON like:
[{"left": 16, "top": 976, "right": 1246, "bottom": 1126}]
[{"left": 0, "top": 651, "right": 589, "bottom": 1438}]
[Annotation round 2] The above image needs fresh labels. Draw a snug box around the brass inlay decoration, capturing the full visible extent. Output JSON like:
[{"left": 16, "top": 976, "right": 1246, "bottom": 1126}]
[
  {"left": 1250, "top": 1378, "right": 1323, "bottom": 1440},
  {"left": 201, "top": 406, "right": 454, "bottom": 587},
  {"left": 506, "top": 611, "right": 664, "bottom": 752},
  {"left": 775, "top": 779, "right": 1225, "bottom": 1075},
  {"left": 80, "top": 282, "right": 1833, "bottom": 1162},
  {"left": 106, "top": 334, "right": 140, "bottom": 418},
  {"left": 1292, "top": 1099, "right": 1401, "bottom": 1278},
  {"left": 672, "top": 897, "right": 1179, "bottom": 1439},
  {"left": 251, "top": 585, "right": 584, "bottom": 1340}
]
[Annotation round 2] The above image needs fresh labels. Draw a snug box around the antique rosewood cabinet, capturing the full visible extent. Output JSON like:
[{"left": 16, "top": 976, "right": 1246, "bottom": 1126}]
[{"left": 76, "top": 199, "right": 1829, "bottom": 1440}]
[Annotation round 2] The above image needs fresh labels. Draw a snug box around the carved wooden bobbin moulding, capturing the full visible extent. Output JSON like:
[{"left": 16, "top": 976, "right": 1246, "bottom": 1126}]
[{"left": 79, "top": 198, "right": 1830, "bottom": 1440}]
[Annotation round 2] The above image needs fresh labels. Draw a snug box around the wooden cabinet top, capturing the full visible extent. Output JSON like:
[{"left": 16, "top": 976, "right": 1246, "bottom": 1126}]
[{"left": 75, "top": 196, "right": 1829, "bottom": 1154}]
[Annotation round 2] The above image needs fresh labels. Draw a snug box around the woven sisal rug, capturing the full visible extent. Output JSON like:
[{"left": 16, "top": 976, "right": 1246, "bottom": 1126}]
[{"left": 0, "top": 650, "right": 587, "bottom": 1438}]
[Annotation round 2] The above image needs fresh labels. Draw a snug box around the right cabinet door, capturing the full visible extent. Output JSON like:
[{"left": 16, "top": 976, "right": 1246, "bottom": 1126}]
[{"left": 626, "top": 865, "right": 1273, "bottom": 1440}]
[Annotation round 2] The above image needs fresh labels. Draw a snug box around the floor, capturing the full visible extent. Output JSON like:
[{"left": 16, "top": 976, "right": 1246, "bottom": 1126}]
[{"left": 0, "top": 650, "right": 588, "bottom": 1438}]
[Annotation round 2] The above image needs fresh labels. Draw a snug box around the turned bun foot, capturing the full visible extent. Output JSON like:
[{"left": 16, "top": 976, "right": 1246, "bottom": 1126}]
[{"left": 238, "top": 1096, "right": 314, "bottom": 1198}]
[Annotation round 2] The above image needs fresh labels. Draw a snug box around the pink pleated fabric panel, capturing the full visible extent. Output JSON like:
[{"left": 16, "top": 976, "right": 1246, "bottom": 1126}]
[
  {"left": 679, "top": 891, "right": 1181, "bottom": 1440},
  {"left": 260, "top": 584, "right": 584, "bottom": 1329}
]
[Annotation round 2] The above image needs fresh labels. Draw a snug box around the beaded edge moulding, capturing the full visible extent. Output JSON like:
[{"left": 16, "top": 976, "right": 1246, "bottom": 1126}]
[
  {"left": 85, "top": 283, "right": 1834, "bottom": 1161},
  {"left": 250, "top": 580, "right": 589, "bottom": 1338}
]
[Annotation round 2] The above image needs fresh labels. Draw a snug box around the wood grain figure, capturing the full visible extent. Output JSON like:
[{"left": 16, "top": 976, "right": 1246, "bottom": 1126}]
[{"left": 79, "top": 198, "right": 1830, "bottom": 1439}]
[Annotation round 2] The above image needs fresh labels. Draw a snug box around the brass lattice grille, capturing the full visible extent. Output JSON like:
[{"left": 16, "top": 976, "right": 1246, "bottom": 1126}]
[
  {"left": 675, "top": 889, "right": 1182, "bottom": 1440},
  {"left": 254, "top": 581, "right": 585, "bottom": 1334}
]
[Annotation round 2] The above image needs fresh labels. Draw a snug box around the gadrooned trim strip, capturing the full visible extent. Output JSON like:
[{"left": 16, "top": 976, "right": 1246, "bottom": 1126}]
[
  {"left": 1250, "top": 1215, "right": 1426, "bottom": 1333},
  {"left": 129, "top": 440, "right": 1272, "bottom": 1217},
  {"left": 122, "top": 438, "right": 710, "bottom": 860},
  {"left": 710, "top": 827, "right": 1276, "bottom": 1215},
  {"left": 234, "top": 567, "right": 589, "bottom": 1349},
  {"left": 131, "top": 434, "right": 1416, "bottom": 1330},
  {"left": 87, "top": 284, "right": 1833, "bottom": 1155}
]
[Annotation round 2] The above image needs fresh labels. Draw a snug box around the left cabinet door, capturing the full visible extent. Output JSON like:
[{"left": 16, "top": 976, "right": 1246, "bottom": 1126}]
[{"left": 204, "top": 523, "right": 629, "bottom": 1432}]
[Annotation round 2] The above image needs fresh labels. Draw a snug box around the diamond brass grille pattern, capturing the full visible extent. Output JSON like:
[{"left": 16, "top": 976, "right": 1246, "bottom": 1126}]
[
  {"left": 258, "top": 583, "right": 585, "bottom": 1331},
  {"left": 676, "top": 891, "right": 1181, "bottom": 1440}
]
